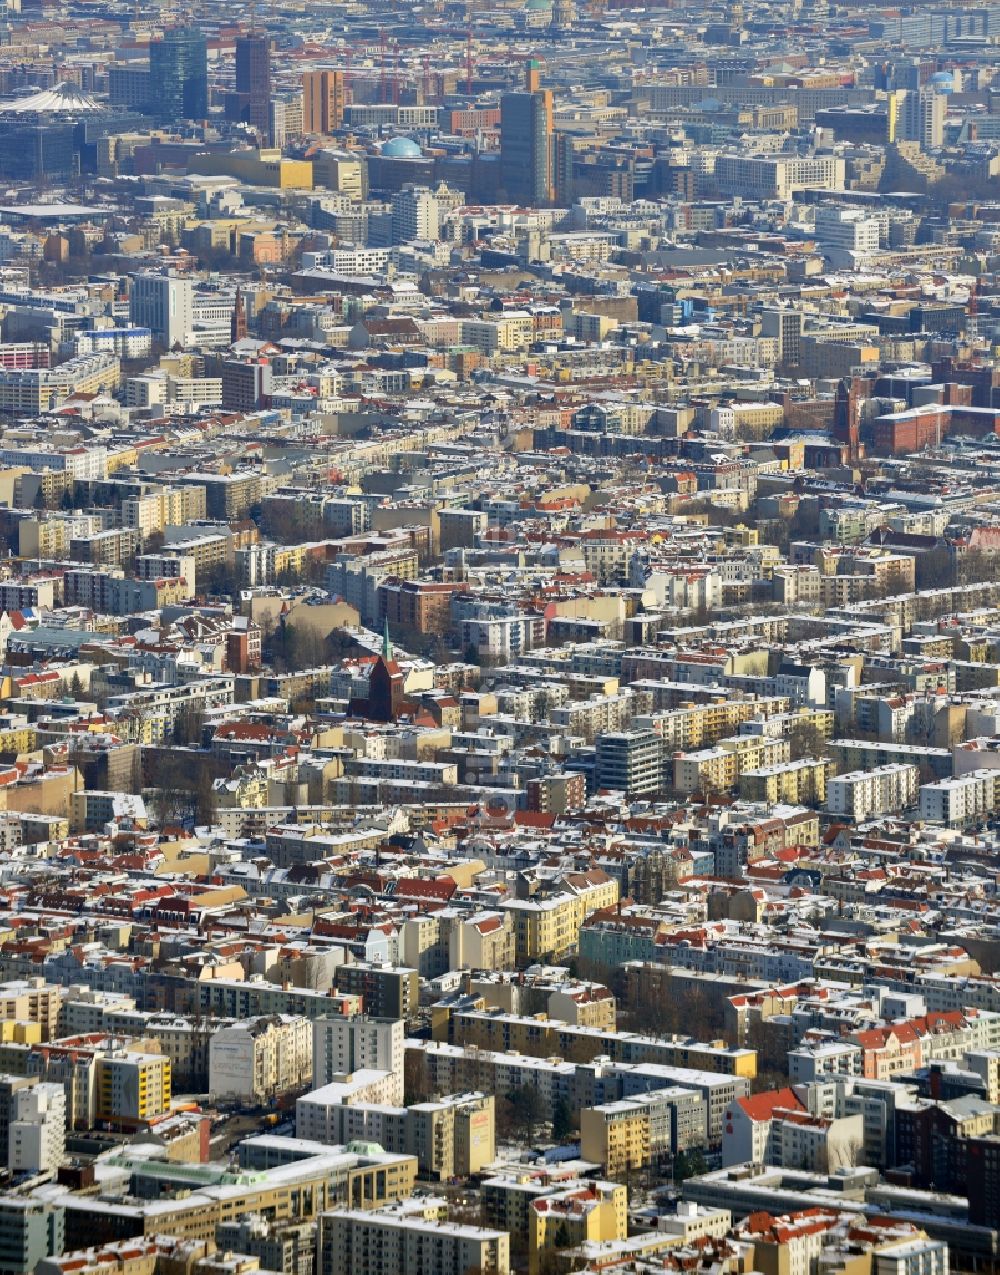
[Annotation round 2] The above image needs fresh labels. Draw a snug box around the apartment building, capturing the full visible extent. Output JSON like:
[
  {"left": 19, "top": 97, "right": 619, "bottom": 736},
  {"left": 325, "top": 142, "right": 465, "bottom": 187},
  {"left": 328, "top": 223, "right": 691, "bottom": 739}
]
[
  {"left": 8, "top": 1083, "right": 66, "bottom": 1176},
  {"left": 312, "top": 1016, "right": 404, "bottom": 1098},
  {"left": 297, "top": 1091, "right": 495, "bottom": 1180},
  {"left": 319, "top": 1207, "right": 510, "bottom": 1275},
  {"left": 461, "top": 313, "right": 533, "bottom": 354},
  {"left": 0, "top": 351, "right": 120, "bottom": 415},
  {"left": 826, "top": 763, "right": 920, "bottom": 821},
  {"left": 333, "top": 966, "right": 419, "bottom": 1022},
  {"left": 527, "top": 1180, "right": 626, "bottom": 1275},
  {"left": 595, "top": 730, "right": 663, "bottom": 795},
  {"left": 0, "top": 979, "right": 62, "bottom": 1039},
  {"left": 95, "top": 1051, "right": 171, "bottom": 1126},
  {"left": 580, "top": 1086, "right": 706, "bottom": 1174},
  {"left": 675, "top": 734, "right": 790, "bottom": 795},
  {"left": 919, "top": 770, "right": 1000, "bottom": 826},
  {"left": 739, "top": 758, "right": 831, "bottom": 806},
  {"left": 208, "top": 1015, "right": 312, "bottom": 1105}
]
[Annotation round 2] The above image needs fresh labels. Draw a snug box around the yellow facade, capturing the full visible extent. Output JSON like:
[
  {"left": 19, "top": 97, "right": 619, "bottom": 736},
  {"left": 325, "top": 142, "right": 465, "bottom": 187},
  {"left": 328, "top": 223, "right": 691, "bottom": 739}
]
[
  {"left": 739, "top": 759, "right": 831, "bottom": 806},
  {"left": 528, "top": 1182, "right": 627, "bottom": 1275},
  {"left": 96, "top": 1052, "right": 171, "bottom": 1125},
  {"left": 0, "top": 1019, "right": 42, "bottom": 1044},
  {"left": 451, "top": 1010, "right": 756, "bottom": 1078},
  {"left": 0, "top": 723, "right": 37, "bottom": 754},
  {"left": 187, "top": 150, "right": 313, "bottom": 189},
  {"left": 503, "top": 893, "right": 585, "bottom": 965},
  {"left": 580, "top": 1105, "right": 650, "bottom": 1176}
]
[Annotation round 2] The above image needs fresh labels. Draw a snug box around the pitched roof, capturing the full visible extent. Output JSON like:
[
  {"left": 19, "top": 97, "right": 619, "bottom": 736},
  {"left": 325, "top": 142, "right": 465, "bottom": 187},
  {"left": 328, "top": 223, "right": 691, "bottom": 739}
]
[{"left": 735, "top": 1087, "right": 805, "bottom": 1122}]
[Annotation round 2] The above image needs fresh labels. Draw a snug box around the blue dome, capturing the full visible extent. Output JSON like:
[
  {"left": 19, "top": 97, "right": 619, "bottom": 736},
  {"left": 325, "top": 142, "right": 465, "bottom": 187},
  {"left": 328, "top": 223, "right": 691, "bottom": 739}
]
[
  {"left": 929, "top": 71, "right": 954, "bottom": 91},
  {"left": 382, "top": 136, "right": 421, "bottom": 159}
]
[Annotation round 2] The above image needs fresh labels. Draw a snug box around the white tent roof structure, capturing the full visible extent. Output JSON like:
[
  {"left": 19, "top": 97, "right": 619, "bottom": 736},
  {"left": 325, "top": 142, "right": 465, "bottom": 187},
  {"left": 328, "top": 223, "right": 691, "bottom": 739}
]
[{"left": 2, "top": 82, "right": 101, "bottom": 113}]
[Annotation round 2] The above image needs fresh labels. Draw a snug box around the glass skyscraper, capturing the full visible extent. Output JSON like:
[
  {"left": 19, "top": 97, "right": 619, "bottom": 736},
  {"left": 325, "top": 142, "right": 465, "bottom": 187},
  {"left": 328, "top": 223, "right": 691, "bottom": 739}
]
[
  {"left": 500, "top": 61, "right": 554, "bottom": 206},
  {"left": 150, "top": 26, "right": 208, "bottom": 123}
]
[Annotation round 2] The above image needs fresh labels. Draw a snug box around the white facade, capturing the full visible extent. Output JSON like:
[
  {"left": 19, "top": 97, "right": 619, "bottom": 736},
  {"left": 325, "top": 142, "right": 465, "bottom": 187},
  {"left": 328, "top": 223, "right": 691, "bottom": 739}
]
[
  {"left": 296, "top": 1072, "right": 404, "bottom": 1140},
  {"left": 129, "top": 274, "right": 194, "bottom": 349},
  {"left": 391, "top": 187, "right": 440, "bottom": 244},
  {"left": 788, "top": 1042, "right": 862, "bottom": 1082},
  {"left": 209, "top": 1014, "right": 313, "bottom": 1105},
  {"left": 716, "top": 154, "right": 845, "bottom": 200},
  {"left": 826, "top": 763, "right": 920, "bottom": 821},
  {"left": 918, "top": 769, "right": 1000, "bottom": 826},
  {"left": 814, "top": 207, "right": 882, "bottom": 267},
  {"left": 312, "top": 1016, "right": 405, "bottom": 1101},
  {"left": 73, "top": 327, "right": 152, "bottom": 359},
  {"left": 9, "top": 1083, "right": 66, "bottom": 1176},
  {"left": 319, "top": 1208, "right": 510, "bottom": 1275},
  {"left": 875, "top": 1238, "right": 949, "bottom": 1275}
]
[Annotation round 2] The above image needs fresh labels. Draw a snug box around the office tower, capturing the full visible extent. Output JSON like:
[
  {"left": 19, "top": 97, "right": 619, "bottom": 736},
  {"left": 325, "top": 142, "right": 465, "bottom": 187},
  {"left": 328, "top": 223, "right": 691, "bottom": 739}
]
[
  {"left": 236, "top": 31, "right": 271, "bottom": 140},
  {"left": 894, "top": 58, "right": 930, "bottom": 92},
  {"left": 270, "top": 93, "right": 302, "bottom": 148},
  {"left": 899, "top": 88, "right": 945, "bottom": 148},
  {"left": 149, "top": 26, "right": 208, "bottom": 123},
  {"left": 761, "top": 307, "right": 802, "bottom": 367},
  {"left": 130, "top": 274, "right": 194, "bottom": 349},
  {"left": 500, "top": 59, "right": 554, "bottom": 205},
  {"left": 391, "top": 185, "right": 440, "bottom": 244},
  {"left": 302, "top": 69, "right": 346, "bottom": 135}
]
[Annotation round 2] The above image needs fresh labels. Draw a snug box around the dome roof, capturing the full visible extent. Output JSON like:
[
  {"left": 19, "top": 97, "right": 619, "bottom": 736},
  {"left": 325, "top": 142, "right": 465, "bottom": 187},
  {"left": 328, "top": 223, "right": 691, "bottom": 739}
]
[
  {"left": 928, "top": 71, "right": 954, "bottom": 89},
  {"left": 381, "top": 136, "right": 422, "bottom": 159}
]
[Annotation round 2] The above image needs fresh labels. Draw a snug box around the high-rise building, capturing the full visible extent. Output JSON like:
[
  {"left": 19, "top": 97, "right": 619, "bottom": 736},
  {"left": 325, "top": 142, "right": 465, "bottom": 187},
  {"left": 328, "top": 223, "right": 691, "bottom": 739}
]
[
  {"left": 270, "top": 93, "right": 303, "bottom": 148},
  {"left": 95, "top": 1051, "right": 171, "bottom": 1125},
  {"left": 236, "top": 32, "right": 271, "bottom": 140},
  {"left": 8, "top": 1083, "right": 66, "bottom": 1176},
  {"left": 130, "top": 274, "right": 194, "bottom": 350},
  {"left": 595, "top": 730, "right": 663, "bottom": 796},
  {"left": 500, "top": 59, "right": 554, "bottom": 205},
  {"left": 149, "top": 26, "right": 208, "bottom": 123},
  {"left": 898, "top": 88, "right": 945, "bottom": 148},
  {"left": 0, "top": 1200, "right": 64, "bottom": 1275},
  {"left": 761, "top": 307, "right": 803, "bottom": 367},
  {"left": 814, "top": 206, "right": 881, "bottom": 268},
  {"left": 312, "top": 1015, "right": 404, "bottom": 1097},
  {"left": 391, "top": 185, "right": 440, "bottom": 243},
  {"left": 221, "top": 357, "right": 273, "bottom": 411},
  {"left": 302, "top": 70, "right": 346, "bottom": 135}
]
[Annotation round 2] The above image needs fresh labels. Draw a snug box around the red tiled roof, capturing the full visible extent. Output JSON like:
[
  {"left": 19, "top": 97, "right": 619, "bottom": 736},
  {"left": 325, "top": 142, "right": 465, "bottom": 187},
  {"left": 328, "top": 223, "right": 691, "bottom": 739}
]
[{"left": 736, "top": 1087, "right": 805, "bottom": 1122}]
